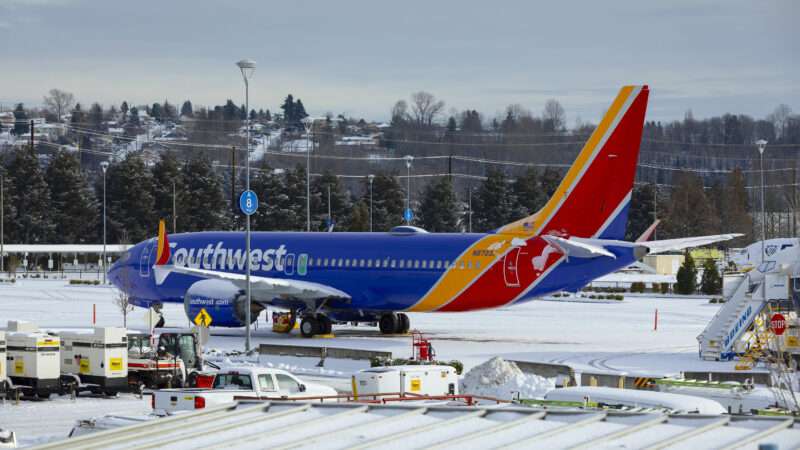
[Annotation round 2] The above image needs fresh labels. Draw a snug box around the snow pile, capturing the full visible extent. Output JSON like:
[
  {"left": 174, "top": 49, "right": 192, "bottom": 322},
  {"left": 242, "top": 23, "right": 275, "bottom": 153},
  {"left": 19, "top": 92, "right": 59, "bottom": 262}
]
[{"left": 459, "top": 357, "right": 554, "bottom": 400}]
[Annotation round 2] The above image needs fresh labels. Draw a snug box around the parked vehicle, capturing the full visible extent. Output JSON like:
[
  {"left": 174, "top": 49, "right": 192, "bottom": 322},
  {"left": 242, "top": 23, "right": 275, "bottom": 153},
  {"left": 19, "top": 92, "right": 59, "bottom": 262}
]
[
  {"left": 59, "top": 327, "right": 128, "bottom": 396},
  {"left": 152, "top": 367, "right": 338, "bottom": 413},
  {"left": 127, "top": 328, "right": 206, "bottom": 390}
]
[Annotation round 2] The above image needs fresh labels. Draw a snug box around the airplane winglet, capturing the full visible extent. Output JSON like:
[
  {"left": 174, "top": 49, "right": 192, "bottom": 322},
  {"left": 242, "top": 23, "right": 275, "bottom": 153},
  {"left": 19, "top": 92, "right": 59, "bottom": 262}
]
[{"left": 636, "top": 219, "right": 661, "bottom": 243}]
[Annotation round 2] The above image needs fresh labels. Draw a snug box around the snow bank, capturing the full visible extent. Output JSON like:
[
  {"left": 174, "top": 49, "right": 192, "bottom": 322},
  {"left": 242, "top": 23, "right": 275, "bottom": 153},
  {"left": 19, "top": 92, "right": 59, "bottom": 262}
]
[{"left": 459, "top": 357, "right": 554, "bottom": 400}]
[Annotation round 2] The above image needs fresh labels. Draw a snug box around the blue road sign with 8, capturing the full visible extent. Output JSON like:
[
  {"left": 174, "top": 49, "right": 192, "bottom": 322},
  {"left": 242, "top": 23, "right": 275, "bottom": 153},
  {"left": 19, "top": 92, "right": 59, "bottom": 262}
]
[
  {"left": 404, "top": 208, "right": 413, "bottom": 222},
  {"left": 240, "top": 190, "right": 258, "bottom": 215}
]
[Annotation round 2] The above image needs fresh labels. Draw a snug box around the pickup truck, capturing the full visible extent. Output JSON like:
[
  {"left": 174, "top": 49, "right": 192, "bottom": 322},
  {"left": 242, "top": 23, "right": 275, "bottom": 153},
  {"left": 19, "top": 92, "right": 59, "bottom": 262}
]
[{"left": 152, "top": 367, "right": 338, "bottom": 413}]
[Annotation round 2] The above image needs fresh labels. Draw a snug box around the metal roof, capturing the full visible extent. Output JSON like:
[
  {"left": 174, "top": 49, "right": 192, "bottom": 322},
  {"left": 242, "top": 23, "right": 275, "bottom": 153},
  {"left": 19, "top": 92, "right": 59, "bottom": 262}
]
[
  {"left": 0, "top": 244, "right": 132, "bottom": 254},
  {"left": 29, "top": 401, "right": 800, "bottom": 450}
]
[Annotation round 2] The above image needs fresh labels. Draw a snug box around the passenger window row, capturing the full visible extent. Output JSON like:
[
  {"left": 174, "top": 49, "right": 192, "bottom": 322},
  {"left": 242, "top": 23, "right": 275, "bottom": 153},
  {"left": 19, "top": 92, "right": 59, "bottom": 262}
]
[{"left": 305, "top": 257, "right": 481, "bottom": 271}]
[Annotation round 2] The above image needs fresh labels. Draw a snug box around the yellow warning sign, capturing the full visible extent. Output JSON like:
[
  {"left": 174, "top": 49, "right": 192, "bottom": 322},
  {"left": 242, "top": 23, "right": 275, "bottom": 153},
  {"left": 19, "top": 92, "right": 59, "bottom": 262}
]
[
  {"left": 110, "top": 357, "right": 123, "bottom": 371},
  {"left": 79, "top": 358, "right": 90, "bottom": 375},
  {"left": 14, "top": 359, "right": 24, "bottom": 375},
  {"left": 410, "top": 377, "right": 421, "bottom": 392},
  {"left": 194, "top": 308, "right": 212, "bottom": 327}
]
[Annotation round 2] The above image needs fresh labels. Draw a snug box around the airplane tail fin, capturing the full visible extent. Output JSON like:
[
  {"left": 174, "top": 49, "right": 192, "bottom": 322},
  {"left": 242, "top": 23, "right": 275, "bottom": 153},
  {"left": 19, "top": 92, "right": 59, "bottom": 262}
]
[
  {"left": 155, "top": 219, "right": 171, "bottom": 265},
  {"left": 153, "top": 219, "right": 172, "bottom": 285},
  {"left": 498, "top": 85, "right": 649, "bottom": 240}
]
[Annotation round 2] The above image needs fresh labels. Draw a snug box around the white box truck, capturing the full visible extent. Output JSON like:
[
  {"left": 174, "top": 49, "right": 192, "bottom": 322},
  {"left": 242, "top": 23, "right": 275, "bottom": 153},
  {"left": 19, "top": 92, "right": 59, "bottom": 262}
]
[
  {"left": 0, "top": 331, "right": 6, "bottom": 391},
  {"left": 59, "top": 327, "right": 129, "bottom": 395},
  {"left": 353, "top": 365, "right": 458, "bottom": 398},
  {"left": 6, "top": 326, "right": 61, "bottom": 398}
]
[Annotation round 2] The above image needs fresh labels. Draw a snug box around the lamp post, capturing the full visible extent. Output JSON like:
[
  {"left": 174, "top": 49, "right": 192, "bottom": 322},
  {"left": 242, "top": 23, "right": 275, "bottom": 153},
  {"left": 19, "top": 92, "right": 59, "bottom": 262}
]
[
  {"left": 1, "top": 173, "right": 4, "bottom": 274},
  {"left": 404, "top": 155, "right": 413, "bottom": 224},
  {"left": 100, "top": 161, "right": 109, "bottom": 284},
  {"left": 172, "top": 179, "right": 177, "bottom": 233},
  {"left": 236, "top": 58, "right": 256, "bottom": 352},
  {"left": 468, "top": 186, "right": 474, "bottom": 233},
  {"left": 756, "top": 140, "right": 768, "bottom": 263},
  {"left": 368, "top": 174, "right": 374, "bottom": 232},
  {"left": 302, "top": 117, "right": 314, "bottom": 232}
]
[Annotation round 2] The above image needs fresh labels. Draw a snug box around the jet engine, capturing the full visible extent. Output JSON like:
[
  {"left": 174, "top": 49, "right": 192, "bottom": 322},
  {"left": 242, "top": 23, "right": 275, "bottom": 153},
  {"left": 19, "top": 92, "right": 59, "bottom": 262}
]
[{"left": 183, "top": 279, "right": 263, "bottom": 327}]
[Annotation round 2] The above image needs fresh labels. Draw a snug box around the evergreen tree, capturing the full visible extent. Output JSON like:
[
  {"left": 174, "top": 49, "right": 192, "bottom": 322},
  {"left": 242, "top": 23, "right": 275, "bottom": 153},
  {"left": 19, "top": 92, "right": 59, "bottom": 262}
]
[
  {"left": 472, "top": 169, "right": 514, "bottom": 232},
  {"left": 129, "top": 107, "right": 140, "bottom": 126},
  {"left": 294, "top": 99, "right": 309, "bottom": 123},
  {"left": 180, "top": 100, "right": 193, "bottom": 117},
  {"left": 88, "top": 103, "right": 104, "bottom": 130},
  {"left": 700, "top": 258, "right": 722, "bottom": 295},
  {"left": 222, "top": 100, "right": 239, "bottom": 121},
  {"left": 662, "top": 173, "right": 720, "bottom": 239},
  {"left": 13, "top": 103, "right": 28, "bottom": 136},
  {"left": 418, "top": 177, "right": 460, "bottom": 232},
  {"left": 151, "top": 103, "right": 163, "bottom": 122},
  {"left": 0, "top": 165, "right": 17, "bottom": 244},
  {"left": 5, "top": 147, "right": 53, "bottom": 243},
  {"left": 251, "top": 162, "right": 289, "bottom": 231},
  {"left": 151, "top": 152, "right": 183, "bottom": 232},
  {"left": 71, "top": 103, "right": 85, "bottom": 125},
  {"left": 45, "top": 150, "right": 98, "bottom": 243},
  {"left": 511, "top": 168, "right": 543, "bottom": 217},
  {"left": 282, "top": 165, "right": 309, "bottom": 230},
  {"left": 540, "top": 168, "right": 562, "bottom": 198},
  {"left": 724, "top": 168, "right": 752, "bottom": 247},
  {"left": 120, "top": 101, "right": 129, "bottom": 121},
  {"left": 625, "top": 183, "right": 656, "bottom": 241},
  {"left": 675, "top": 251, "right": 698, "bottom": 295},
  {"left": 162, "top": 100, "right": 176, "bottom": 121},
  {"left": 369, "top": 174, "right": 405, "bottom": 231},
  {"left": 347, "top": 200, "right": 370, "bottom": 231},
  {"left": 312, "top": 171, "right": 351, "bottom": 231},
  {"left": 179, "top": 156, "right": 228, "bottom": 232},
  {"left": 104, "top": 153, "right": 155, "bottom": 243}
]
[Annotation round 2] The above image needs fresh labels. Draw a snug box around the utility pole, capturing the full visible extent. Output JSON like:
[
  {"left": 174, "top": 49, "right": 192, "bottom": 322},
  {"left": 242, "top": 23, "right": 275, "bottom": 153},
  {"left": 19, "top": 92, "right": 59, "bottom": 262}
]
[
  {"left": 29, "top": 119, "right": 34, "bottom": 151},
  {"left": 1, "top": 174, "right": 4, "bottom": 274},
  {"left": 368, "top": 174, "right": 374, "bottom": 232},
  {"left": 327, "top": 184, "right": 332, "bottom": 230},
  {"left": 231, "top": 146, "right": 237, "bottom": 226},
  {"left": 172, "top": 179, "right": 177, "bottom": 233}
]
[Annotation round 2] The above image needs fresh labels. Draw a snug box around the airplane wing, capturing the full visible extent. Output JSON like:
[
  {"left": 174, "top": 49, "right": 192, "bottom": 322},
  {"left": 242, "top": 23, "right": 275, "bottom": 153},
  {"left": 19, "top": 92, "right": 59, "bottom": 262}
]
[
  {"left": 542, "top": 235, "right": 616, "bottom": 259},
  {"left": 640, "top": 234, "right": 743, "bottom": 254},
  {"left": 156, "top": 264, "right": 351, "bottom": 301}
]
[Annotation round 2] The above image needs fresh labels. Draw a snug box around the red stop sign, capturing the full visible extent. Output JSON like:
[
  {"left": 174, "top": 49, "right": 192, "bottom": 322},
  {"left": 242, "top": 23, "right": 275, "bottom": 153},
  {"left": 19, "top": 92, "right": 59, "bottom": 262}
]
[{"left": 771, "top": 313, "right": 787, "bottom": 335}]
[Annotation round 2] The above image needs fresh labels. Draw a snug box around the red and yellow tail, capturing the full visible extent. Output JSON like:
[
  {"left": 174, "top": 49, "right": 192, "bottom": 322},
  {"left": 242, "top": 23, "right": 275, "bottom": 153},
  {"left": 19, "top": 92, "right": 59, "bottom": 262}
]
[
  {"left": 155, "top": 219, "right": 171, "bottom": 265},
  {"left": 499, "top": 85, "right": 650, "bottom": 240}
]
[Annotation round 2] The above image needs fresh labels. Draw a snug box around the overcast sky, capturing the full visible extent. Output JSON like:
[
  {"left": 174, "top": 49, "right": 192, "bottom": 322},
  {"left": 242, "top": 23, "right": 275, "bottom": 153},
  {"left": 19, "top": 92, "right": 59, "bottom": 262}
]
[{"left": 0, "top": 0, "right": 797, "bottom": 124}]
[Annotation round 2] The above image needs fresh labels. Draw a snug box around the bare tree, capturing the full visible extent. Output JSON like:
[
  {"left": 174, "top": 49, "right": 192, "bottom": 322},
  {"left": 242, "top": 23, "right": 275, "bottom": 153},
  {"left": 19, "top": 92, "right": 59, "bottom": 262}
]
[
  {"left": 542, "top": 99, "right": 566, "bottom": 132},
  {"left": 112, "top": 232, "right": 134, "bottom": 328},
  {"left": 767, "top": 104, "right": 793, "bottom": 139},
  {"left": 43, "top": 89, "right": 75, "bottom": 123},
  {"left": 410, "top": 91, "right": 445, "bottom": 127}
]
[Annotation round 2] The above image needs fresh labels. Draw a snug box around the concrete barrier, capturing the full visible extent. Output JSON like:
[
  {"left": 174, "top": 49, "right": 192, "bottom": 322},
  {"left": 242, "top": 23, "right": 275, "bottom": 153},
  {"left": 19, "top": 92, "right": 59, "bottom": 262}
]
[
  {"left": 509, "top": 360, "right": 577, "bottom": 387},
  {"left": 259, "top": 343, "right": 392, "bottom": 361},
  {"left": 683, "top": 371, "right": 772, "bottom": 387}
]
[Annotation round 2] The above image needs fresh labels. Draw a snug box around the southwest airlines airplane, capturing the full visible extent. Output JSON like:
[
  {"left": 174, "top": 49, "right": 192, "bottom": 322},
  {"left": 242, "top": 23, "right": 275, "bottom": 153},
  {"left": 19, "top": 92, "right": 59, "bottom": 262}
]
[{"left": 109, "top": 85, "right": 738, "bottom": 337}]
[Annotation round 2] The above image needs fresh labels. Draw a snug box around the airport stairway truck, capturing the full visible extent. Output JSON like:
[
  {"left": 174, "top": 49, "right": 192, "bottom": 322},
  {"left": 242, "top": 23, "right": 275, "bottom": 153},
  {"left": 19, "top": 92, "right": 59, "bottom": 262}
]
[
  {"left": 698, "top": 261, "right": 790, "bottom": 361},
  {"left": 5, "top": 321, "right": 61, "bottom": 398},
  {"left": 59, "top": 327, "right": 128, "bottom": 396}
]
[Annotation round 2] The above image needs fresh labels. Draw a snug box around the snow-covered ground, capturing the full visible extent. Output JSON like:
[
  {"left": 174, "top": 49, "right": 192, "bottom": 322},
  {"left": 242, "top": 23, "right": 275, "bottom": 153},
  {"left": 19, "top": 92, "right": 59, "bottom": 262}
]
[{"left": 0, "top": 278, "right": 779, "bottom": 446}]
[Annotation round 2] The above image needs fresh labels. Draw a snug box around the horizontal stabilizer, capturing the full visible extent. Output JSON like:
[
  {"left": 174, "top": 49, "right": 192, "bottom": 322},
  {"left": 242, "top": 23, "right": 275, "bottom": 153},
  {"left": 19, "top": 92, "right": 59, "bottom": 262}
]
[
  {"left": 642, "top": 233, "right": 743, "bottom": 254},
  {"left": 542, "top": 235, "right": 617, "bottom": 259},
  {"left": 636, "top": 220, "right": 661, "bottom": 243}
]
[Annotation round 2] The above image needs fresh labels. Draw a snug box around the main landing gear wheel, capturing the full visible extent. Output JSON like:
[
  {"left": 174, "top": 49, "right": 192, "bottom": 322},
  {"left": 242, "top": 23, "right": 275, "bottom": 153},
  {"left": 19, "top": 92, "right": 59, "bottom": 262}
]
[
  {"left": 318, "top": 315, "right": 333, "bottom": 335},
  {"left": 396, "top": 313, "right": 410, "bottom": 334},
  {"left": 379, "top": 314, "right": 397, "bottom": 335},
  {"left": 300, "top": 316, "right": 320, "bottom": 338},
  {"left": 300, "top": 314, "right": 332, "bottom": 337}
]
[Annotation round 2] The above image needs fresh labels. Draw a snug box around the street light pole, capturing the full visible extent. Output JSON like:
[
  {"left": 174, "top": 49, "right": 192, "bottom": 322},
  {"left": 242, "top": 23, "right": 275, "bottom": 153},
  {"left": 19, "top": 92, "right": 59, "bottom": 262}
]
[
  {"left": 368, "top": 174, "right": 374, "bottom": 232},
  {"left": 1, "top": 174, "right": 4, "bottom": 274},
  {"left": 404, "top": 155, "right": 413, "bottom": 224},
  {"left": 236, "top": 59, "right": 256, "bottom": 352},
  {"left": 172, "top": 179, "right": 177, "bottom": 233},
  {"left": 100, "top": 161, "right": 109, "bottom": 284},
  {"left": 468, "top": 187, "right": 473, "bottom": 233},
  {"left": 302, "top": 117, "right": 314, "bottom": 232},
  {"left": 756, "top": 140, "right": 768, "bottom": 263}
]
